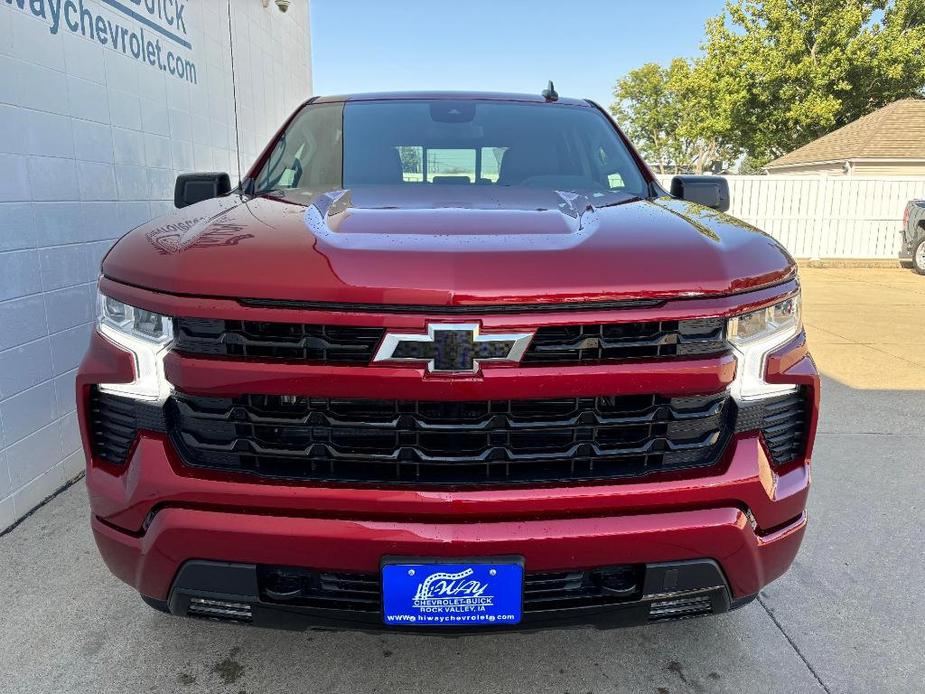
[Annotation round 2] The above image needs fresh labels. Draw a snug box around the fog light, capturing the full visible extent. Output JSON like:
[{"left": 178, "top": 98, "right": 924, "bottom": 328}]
[
  {"left": 649, "top": 595, "right": 713, "bottom": 620},
  {"left": 187, "top": 598, "right": 253, "bottom": 622}
]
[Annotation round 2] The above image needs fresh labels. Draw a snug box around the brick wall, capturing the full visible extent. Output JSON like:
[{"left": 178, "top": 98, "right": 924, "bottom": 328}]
[{"left": 0, "top": 0, "right": 312, "bottom": 531}]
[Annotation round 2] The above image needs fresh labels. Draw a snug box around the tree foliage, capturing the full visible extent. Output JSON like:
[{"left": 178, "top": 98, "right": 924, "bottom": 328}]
[
  {"left": 612, "top": 0, "right": 925, "bottom": 170},
  {"left": 611, "top": 60, "right": 730, "bottom": 173}
]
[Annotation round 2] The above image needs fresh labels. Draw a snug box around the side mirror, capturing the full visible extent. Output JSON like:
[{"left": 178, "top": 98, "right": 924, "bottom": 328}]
[
  {"left": 670, "top": 175, "right": 730, "bottom": 212},
  {"left": 174, "top": 172, "right": 231, "bottom": 209}
]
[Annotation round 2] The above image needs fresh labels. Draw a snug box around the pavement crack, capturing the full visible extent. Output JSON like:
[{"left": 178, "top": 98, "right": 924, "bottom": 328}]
[
  {"left": 757, "top": 595, "right": 832, "bottom": 694},
  {"left": 0, "top": 473, "right": 84, "bottom": 541}
]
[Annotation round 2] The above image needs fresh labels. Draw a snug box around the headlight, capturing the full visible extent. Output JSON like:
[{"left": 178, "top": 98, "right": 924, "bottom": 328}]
[
  {"left": 97, "top": 291, "right": 174, "bottom": 401},
  {"left": 727, "top": 294, "right": 801, "bottom": 401}
]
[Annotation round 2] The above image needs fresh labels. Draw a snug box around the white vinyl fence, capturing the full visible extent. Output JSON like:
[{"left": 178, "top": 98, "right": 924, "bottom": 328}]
[{"left": 656, "top": 175, "right": 925, "bottom": 259}]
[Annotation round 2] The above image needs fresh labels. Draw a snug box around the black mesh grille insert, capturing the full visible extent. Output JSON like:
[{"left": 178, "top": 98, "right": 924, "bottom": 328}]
[
  {"left": 174, "top": 317, "right": 385, "bottom": 364},
  {"left": 735, "top": 388, "right": 809, "bottom": 466},
  {"left": 522, "top": 318, "right": 727, "bottom": 363},
  {"left": 89, "top": 390, "right": 139, "bottom": 465},
  {"left": 257, "top": 564, "right": 644, "bottom": 613},
  {"left": 174, "top": 317, "right": 728, "bottom": 366},
  {"left": 168, "top": 392, "right": 733, "bottom": 485},
  {"left": 760, "top": 391, "right": 809, "bottom": 465}
]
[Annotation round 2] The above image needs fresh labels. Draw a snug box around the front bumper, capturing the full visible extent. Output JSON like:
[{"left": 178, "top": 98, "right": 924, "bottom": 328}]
[
  {"left": 156, "top": 558, "right": 757, "bottom": 631},
  {"left": 87, "top": 429, "right": 808, "bottom": 629},
  {"left": 78, "top": 279, "right": 818, "bottom": 630}
]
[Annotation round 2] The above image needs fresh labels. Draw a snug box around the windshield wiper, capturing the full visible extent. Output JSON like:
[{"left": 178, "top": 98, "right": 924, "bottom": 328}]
[
  {"left": 252, "top": 187, "right": 290, "bottom": 199},
  {"left": 588, "top": 194, "right": 644, "bottom": 210}
]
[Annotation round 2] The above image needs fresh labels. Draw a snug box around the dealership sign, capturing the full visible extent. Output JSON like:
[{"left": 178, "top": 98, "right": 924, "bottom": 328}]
[{"left": 4, "top": 0, "right": 198, "bottom": 83}]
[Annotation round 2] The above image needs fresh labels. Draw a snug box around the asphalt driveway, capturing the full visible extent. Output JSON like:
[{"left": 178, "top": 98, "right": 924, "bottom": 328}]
[{"left": 1, "top": 267, "right": 923, "bottom": 694}]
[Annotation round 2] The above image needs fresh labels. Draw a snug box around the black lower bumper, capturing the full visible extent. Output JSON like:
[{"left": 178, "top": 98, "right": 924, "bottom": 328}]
[{"left": 154, "top": 559, "right": 754, "bottom": 632}]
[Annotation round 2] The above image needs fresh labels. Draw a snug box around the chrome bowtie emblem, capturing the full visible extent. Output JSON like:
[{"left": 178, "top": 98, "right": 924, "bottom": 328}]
[{"left": 373, "top": 323, "right": 534, "bottom": 373}]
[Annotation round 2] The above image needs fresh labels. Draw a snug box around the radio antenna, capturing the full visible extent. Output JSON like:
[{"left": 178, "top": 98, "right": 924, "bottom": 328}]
[{"left": 542, "top": 81, "right": 559, "bottom": 102}]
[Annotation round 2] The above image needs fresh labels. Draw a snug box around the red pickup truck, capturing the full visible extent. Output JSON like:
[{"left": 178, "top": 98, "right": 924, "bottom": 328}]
[{"left": 78, "top": 91, "right": 817, "bottom": 630}]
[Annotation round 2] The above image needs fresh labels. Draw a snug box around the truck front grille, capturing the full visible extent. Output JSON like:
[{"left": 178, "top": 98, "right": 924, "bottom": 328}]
[
  {"left": 522, "top": 318, "right": 727, "bottom": 363},
  {"left": 174, "top": 317, "right": 385, "bottom": 364},
  {"left": 167, "top": 392, "right": 732, "bottom": 485},
  {"left": 173, "top": 317, "right": 728, "bottom": 366}
]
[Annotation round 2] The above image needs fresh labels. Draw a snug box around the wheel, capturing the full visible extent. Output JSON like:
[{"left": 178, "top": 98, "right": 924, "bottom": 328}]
[
  {"left": 140, "top": 594, "right": 171, "bottom": 614},
  {"left": 914, "top": 238, "right": 925, "bottom": 275}
]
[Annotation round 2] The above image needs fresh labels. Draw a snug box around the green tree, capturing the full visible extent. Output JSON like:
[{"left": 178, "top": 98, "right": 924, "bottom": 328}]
[
  {"left": 611, "top": 59, "right": 736, "bottom": 173},
  {"left": 698, "top": 0, "right": 925, "bottom": 166},
  {"left": 611, "top": 62, "right": 682, "bottom": 173},
  {"left": 613, "top": 0, "right": 925, "bottom": 170}
]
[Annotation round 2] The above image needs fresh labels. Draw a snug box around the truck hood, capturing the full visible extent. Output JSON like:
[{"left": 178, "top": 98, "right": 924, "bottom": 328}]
[{"left": 102, "top": 187, "right": 795, "bottom": 306}]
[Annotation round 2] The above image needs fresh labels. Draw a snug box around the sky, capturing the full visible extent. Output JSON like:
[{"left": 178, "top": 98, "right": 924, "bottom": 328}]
[{"left": 310, "top": 0, "right": 728, "bottom": 110}]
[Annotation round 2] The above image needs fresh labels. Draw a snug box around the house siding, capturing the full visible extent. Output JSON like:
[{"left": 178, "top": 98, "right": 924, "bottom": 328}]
[
  {"left": 766, "top": 163, "right": 847, "bottom": 176},
  {"left": 767, "top": 161, "right": 925, "bottom": 177},
  {"left": 852, "top": 162, "right": 925, "bottom": 177}
]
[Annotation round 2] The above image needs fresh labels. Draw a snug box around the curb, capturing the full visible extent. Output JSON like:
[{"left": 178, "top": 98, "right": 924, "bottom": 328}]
[{"left": 796, "top": 258, "right": 905, "bottom": 269}]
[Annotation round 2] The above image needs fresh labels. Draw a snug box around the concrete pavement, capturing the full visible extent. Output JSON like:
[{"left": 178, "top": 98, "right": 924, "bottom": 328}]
[{"left": 1, "top": 267, "right": 923, "bottom": 693}]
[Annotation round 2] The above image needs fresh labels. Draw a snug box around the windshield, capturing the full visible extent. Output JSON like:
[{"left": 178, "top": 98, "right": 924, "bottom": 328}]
[{"left": 253, "top": 99, "right": 649, "bottom": 199}]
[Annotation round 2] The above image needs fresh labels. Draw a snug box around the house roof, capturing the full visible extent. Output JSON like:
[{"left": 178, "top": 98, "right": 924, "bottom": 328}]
[{"left": 765, "top": 99, "right": 925, "bottom": 169}]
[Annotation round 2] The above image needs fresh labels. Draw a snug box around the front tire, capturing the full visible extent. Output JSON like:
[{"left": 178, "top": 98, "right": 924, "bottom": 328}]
[{"left": 914, "top": 238, "right": 925, "bottom": 275}]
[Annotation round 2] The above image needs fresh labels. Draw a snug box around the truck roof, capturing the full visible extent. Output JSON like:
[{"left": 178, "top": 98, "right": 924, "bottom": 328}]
[{"left": 311, "top": 91, "right": 593, "bottom": 107}]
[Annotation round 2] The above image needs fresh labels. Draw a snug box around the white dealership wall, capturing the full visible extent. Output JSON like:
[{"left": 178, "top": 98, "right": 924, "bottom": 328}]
[{"left": 0, "top": 0, "right": 312, "bottom": 531}]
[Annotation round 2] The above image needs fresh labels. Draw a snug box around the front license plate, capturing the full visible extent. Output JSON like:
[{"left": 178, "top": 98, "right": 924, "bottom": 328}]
[{"left": 382, "top": 559, "right": 523, "bottom": 627}]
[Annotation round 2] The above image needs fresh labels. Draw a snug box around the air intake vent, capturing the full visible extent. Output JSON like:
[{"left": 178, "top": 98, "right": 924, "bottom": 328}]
[
  {"left": 88, "top": 389, "right": 166, "bottom": 465},
  {"left": 735, "top": 388, "right": 809, "bottom": 466},
  {"left": 760, "top": 391, "right": 808, "bottom": 465},
  {"left": 89, "top": 390, "right": 139, "bottom": 465},
  {"left": 187, "top": 597, "right": 253, "bottom": 623},
  {"left": 649, "top": 594, "right": 713, "bottom": 621}
]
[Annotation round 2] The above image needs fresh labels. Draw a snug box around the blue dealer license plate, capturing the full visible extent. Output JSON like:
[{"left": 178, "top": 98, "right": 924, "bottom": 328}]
[{"left": 382, "top": 559, "right": 523, "bottom": 627}]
